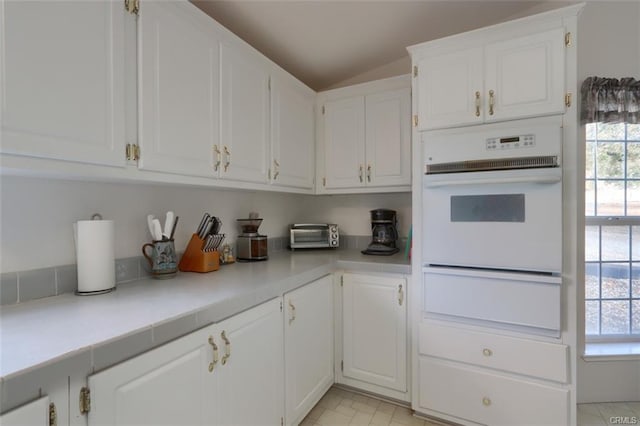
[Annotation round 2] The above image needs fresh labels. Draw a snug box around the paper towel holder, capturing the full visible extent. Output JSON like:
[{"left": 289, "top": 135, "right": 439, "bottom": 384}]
[{"left": 74, "top": 213, "right": 117, "bottom": 296}]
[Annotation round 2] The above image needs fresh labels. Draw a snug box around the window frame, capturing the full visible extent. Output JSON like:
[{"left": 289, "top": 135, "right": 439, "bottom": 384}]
[{"left": 584, "top": 122, "right": 640, "bottom": 342}]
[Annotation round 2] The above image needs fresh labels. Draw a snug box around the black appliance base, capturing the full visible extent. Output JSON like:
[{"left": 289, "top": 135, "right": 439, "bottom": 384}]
[{"left": 361, "top": 246, "right": 399, "bottom": 256}]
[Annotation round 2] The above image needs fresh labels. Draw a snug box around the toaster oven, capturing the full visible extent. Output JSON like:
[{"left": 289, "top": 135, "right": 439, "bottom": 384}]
[{"left": 289, "top": 224, "right": 339, "bottom": 250}]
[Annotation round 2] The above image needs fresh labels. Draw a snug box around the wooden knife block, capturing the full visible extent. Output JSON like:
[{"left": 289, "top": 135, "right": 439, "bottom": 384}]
[{"left": 179, "top": 234, "right": 220, "bottom": 273}]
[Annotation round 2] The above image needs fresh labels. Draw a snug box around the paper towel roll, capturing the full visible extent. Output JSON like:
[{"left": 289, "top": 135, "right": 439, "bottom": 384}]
[{"left": 75, "top": 219, "right": 116, "bottom": 295}]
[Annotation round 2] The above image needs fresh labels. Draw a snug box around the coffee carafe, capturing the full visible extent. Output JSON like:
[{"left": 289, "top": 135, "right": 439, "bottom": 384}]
[{"left": 361, "top": 209, "right": 399, "bottom": 255}]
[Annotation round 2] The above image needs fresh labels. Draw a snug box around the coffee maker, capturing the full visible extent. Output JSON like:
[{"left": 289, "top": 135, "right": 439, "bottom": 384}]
[{"left": 361, "top": 209, "right": 399, "bottom": 255}]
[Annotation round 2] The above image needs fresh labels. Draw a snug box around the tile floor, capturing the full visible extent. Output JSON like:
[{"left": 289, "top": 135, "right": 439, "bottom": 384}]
[
  {"left": 577, "top": 402, "right": 640, "bottom": 426},
  {"left": 300, "top": 386, "right": 445, "bottom": 426},
  {"left": 301, "top": 386, "right": 640, "bottom": 426}
]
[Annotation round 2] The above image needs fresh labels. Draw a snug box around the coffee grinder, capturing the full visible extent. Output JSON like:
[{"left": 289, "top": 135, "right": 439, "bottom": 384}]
[
  {"left": 361, "top": 209, "right": 400, "bottom": 255},
  {"left": 236, "top": 215, "right": 268, "bottom": 261}
]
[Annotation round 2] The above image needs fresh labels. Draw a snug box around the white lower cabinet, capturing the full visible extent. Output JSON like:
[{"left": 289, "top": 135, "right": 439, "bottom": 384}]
[
  {"left": 88, "top": 325, "right": 218, "bottom": 425},
  {"left": 87, "top": 298, "right": 283, "bottom": 426},
  {"left": 216, "top": 298, "right": 284, "bottom": 426},
  {"left": 0, "top": 396, "right": 50, "bottom": 426},
  {"left": 416, "top": 321, "right": 569, "bottom": 425},
  {"left": 339, "top": 273, "right": 408, "bottom": 400},
  {"left": 419, "top": 357, "right": 569, "bottom": 426},
  {"left": 284, "top": 275, "right": 334, "bottom": 425}
]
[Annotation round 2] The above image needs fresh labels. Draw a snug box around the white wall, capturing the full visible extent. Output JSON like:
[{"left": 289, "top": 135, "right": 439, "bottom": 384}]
[
  {"left": 0, "top": 176, "right": 411, "bottom": 272},
  {"left": 295, "top": 192, "right": 412, "bottom": 239},
  {"left": 576, "top": 1, "right": 640, "bottom": 404}
]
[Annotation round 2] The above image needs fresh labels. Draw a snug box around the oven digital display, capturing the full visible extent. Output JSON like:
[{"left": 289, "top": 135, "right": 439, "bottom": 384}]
[{"left": 500, "top": 136, "right": 520, "bottom": 143}]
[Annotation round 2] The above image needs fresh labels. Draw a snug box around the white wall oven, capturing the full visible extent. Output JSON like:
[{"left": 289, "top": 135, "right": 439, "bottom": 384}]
[{"left": 422, "top": 116, "right": 563, "bottom": 335}]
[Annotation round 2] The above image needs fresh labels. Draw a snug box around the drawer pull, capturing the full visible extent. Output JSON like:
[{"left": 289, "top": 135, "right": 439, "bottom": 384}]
[
  {"left": 482, "top": 397, "right": 492, "bottom": 406},
  {"left": 208, "top": 336, "right": 219, "bottom": 372},
  {"left": 482, "top": 348, "right": 493, "bottom": 357},
  {"left": 221, "top": 330, "right": 231, "bottom": 365},
  {"left": 288, "top": 299, "right": 296, "bottom": 324}
]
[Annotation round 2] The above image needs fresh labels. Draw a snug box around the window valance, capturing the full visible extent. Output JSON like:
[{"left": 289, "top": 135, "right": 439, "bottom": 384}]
[{"left": 580, "top": 77, "right": 639, "bottom": 124}]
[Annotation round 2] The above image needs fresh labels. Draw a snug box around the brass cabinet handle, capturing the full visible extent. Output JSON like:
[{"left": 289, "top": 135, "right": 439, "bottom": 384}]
[
  {"left": 398, "top": 284, "right": 404, "bottom": 306},
  {"left": 475, "top": 91, "right": 481, "bottom": 117},
  {"left": 482, "top": 397, "right": 492, "bottom": 407},
  {"left": 359, "top": 165, "right": 364, "bottom": 183},
  {"left": 49, "top": 402, "right": 57, "bottom": 426},
  {"left": 208, "top": 336, "right": 219, "bottom": 372},
  {"left": 223, "top": 146, "right": 231, "bottom": 172},
  {"left": 221, "top": 330, "right": 231, "bottom": 365},
  {"left": 213, "top": 145, "right": 221, "bottom": 171},
  {"left": 273, "top": 159, "right": 280, "bottom": 180},
  {"left": 483, "top": 348, "right": 493, "bottom": 357},
  {"left": 367, "top": 164, "right": 372, "bottom": 182},
  {"left": 288, "top": 299, "right": 296, "bottom": 324},
  {"left": 488, "top": 90, "right": 495, "bottom": 116}
]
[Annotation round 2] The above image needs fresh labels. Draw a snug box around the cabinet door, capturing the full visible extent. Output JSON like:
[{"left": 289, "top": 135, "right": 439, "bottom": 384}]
[
  {"left": 0, "top": 1, "right": 125, "bottom": 166},
  {"left": 137, "top": 0, "right": 220, "bottom": 177},
  {"left": 0, "top": 396, "right": 49, "bottom": 426},
  {"left": 415, "top": 48, "right": 483, "bottom": 130},
  {"left": 220, "top": 43, "right": 270, "bottom": 183},
  {"left": 342, "top": 273, "right": 407, "bottom": 392},
  {"left": 88, "top": 326, "right": 218, "bottom": 426},
  {"left": 217, "top": 298, "right": 284, "bottom": 425},
  {"left": 323, "top": 97, "right": 366, "bottom": 189},
  {"left": 365, "top": 88, "right": 411, "bottom": 187},
  {"left": 284, "top": 276, "right": 333, "bottom": 425},
  {"left": 270, "top": 76, "right": 315, "bottom": 190},
  {"left": 484, "top": 27, "right": 565, "bottom": 122}
]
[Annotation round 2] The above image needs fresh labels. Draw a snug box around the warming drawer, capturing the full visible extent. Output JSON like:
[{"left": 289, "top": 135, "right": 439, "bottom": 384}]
[{"left": 423, "top": 267, "right": 561, "bottom": 334}]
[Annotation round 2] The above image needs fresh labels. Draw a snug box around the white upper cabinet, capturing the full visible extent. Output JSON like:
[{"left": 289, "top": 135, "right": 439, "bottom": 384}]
[
  {"left": 0, "top": 396, "right": 50, "bottom": 426},
  {"left": 0, "top": 0, "right": 126, "bottom": 166},
  {"left": 365, "top": 88, "right": 411, "bottom": 187},
  {"left": 318, "top": 75, "right": 411, "bottom": 193},
  {"left": 220, "top": 42, "right": 270, "bottom": 184},
  {"left": 484, "top": 27, "right": 566, "bottom": 123},
  {"left": 410, "top": 24, "right": 566, "bottom": 130},
  {"left": 415, "top": 48, "right": 483, "bottom": 129},
  {"left": 137, "top": 0, "right": 220, "bottom": 178},
  {"left": 270, "top": 74, "right": 315, "bottom": 190},
  {"left": 323, "top": 96, "right": 366, "bottom": 189}
]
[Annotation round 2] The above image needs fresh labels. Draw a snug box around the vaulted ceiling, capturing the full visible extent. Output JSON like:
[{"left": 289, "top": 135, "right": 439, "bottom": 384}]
[{"left": 192, "top": 1, "right": 574, "bottom": 91}]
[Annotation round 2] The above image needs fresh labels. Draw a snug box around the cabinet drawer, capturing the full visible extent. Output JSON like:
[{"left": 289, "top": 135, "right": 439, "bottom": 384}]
[
  {"left": 423, "top": 269, "right": 560, "bottom": 333},
  {"left": 418, "top": 357, "right": 569, "bottom": 426},
  {"left": 419, "top": 322, "right": 568, "bottom": 383}
]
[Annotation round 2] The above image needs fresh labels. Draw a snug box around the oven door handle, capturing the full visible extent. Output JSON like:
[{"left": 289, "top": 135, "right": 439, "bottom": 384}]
[{"left": 424, "top": 172, "right": 561, "bottom": 188}]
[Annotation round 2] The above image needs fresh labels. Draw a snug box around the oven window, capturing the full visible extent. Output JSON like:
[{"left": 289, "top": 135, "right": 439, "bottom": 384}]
[{"left": 451, "top": 194, "right": 525, "bottom": 222}]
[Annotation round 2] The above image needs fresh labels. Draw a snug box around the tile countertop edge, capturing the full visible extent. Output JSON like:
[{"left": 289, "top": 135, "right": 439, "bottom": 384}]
[{"left": 0, "top": 249, "right": 410, "bottom": 383}]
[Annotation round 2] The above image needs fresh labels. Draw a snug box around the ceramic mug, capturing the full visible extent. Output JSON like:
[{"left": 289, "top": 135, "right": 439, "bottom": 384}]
[{"left": 142, "top": 239, "right": 177, "bottom": 278}]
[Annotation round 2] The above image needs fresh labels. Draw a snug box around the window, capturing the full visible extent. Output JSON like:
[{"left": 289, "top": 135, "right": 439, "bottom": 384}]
[{"left": 585, "top": 122, "right": 640, "bottom": 339}]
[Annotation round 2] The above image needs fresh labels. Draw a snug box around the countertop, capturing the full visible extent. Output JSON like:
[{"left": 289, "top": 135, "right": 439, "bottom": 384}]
[{"left": 0, "top": 249, "right": 410, "bottom": 382}]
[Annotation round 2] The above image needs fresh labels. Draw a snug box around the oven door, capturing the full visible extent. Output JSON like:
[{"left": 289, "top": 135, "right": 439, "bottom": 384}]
[{"left": 423, "top": 167, "right": 561, "bottom": 273}]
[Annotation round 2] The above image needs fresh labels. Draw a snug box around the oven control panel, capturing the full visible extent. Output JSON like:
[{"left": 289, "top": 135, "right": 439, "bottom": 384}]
[{"left": 486, "top": 134, "right": 535, "bottom": 150}]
